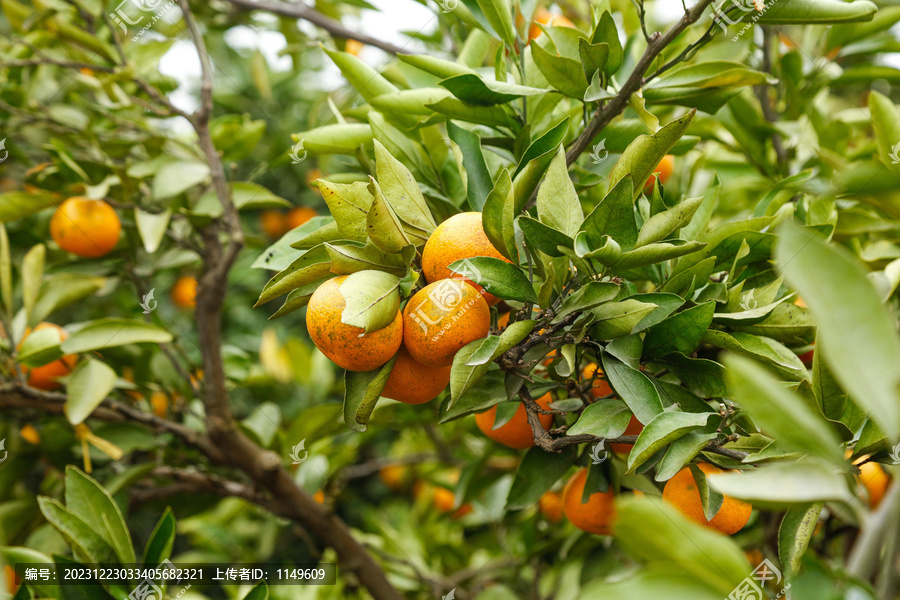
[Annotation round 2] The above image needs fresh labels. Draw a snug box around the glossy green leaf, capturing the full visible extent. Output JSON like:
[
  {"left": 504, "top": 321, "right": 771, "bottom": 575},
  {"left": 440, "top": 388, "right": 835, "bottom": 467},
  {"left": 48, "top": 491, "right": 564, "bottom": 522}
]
[
  {"left": 627, "top": 412, "right": 713, "bottom": 473},
  {"left": 778, "top": 502, "right": 823, "bottom": 580},
  {"left": 506, "top": 446, "right": 576, "bottom": 510},
  {"left": 448, "top": 122, "right": 492, "bottom": 211},
  {"left": 344, "top": 357, "right": 395, "bottom": 432},
  {"left": 757, "top": 0, "right": 877, "bottom": 24},
  {"left": 450, "top": 257, "right": 538, "bottom": 303},
  {"left": 643, "top": 301, "right": 715, "bottom": 359},
  {"left": 568, "top": 396, "right": 632, "bottom": 437},
  {"left": 37, "top": 497, "right": 117, "bottom": 564},
  {"left": 708, "top": 460, "right": 859, "bottom": 508},
  {"left": 338, "top": 270, "right": 401, "bottom": 333},
  {"left": 482, "top": 169, "right": 518, "bottom": 261},
  {"left": 142, "top": 507, "right": 176, "bottom": 566},
  {"left": 61, "top": 319, "right": 173, "bottom": 354},
  {"left": 65, "top": 359, "right": 117, "bottom": 425},
  {"left": 64, "top": 467, "right": 135, "bottom": 564},
  {"left": 0, "top": 192, "right": 61, "bottom": 222},
  {"left": 317, "top": 180, "right": 373, "bottom": 242},
  {"left": 601, "top": 354, "right": 663, "bottom": 424},
  {"left": 22, "top": 243, "right": 44, "bottom": 324},
  {"left": 367, "top": 178, "right": 412, "bottom": 252},
  {"left": 373, "top": 140, "right": 435, "bottom": 234},
  {"left": 531, "top": 42, "right": 587, "bottom": 99},
  {"left": 537, "top": 147, "right": 583, "bottom": 237},
  {"left": 257, "top": 245, "right": 332, "bottom": 305},
  {"left": 440, "top": 74, "right": 549, "bottom": 106}
]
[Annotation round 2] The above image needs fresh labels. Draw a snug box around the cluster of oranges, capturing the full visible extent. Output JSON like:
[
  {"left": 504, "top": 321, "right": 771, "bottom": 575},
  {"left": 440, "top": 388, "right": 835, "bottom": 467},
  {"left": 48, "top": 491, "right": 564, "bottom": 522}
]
[
  {"left": 305, "top": 211, "right": 509, "bottom": 404},
  {"left": 260, "top": 206, "right": 318, "bottom": 240}
]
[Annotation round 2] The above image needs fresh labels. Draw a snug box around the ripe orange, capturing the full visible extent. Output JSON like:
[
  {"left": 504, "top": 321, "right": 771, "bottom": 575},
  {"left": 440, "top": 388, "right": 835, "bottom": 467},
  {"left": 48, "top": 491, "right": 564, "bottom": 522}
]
[
  {"left": 5, "top": 565, "right": 17, "bottom": 595},
  {"left": 307, "top": 276, "right": 403, "bottom": 372},
  {"left": 551, "top": 15, "right": 575, "bottom": 28},
  {"left": 794, "top": 296, "right": 807, "bottom": 309},
  {"left": 609, "top": 415, "right": 644, "bottom": 455},
  {"left": 539, "top": 490, "right": 564, "bottom": 523},
  {"left": 313, "top": 490, "right": 325, "bottom": 504},
  {"left": 20, "top": 424, "right": 40, "bottom": 445},
  {"left": 261, "top": 210, "right": 285, "bottom": 239},
  {"left": 379, "top": 464, "right": 411, "bottom": 491},
  {"left": 432, "top": 486, "right": 472, "bottom": 518},
  {"left": 528, "top": 7, "right": 552, "bottom": 40},
  {"left": 475, "top": 392, "right": 554, "bottom": 449},
  {"left": 859, "top": 462, "right": 890, "bottom": 508},
  {"left": 345, "top": 39, "right": 364, "bottom": 56},
  {"left": 21, "top": 323, "right": 77, "bottom": 390},
  {"left": 662, "top": 463, "right": 752, "bottom": 535},
  {"left": 172, "top": 276, "right": 198, "bottom": 309},
  {"left": 562, "top": 468, "right": 617, "bottom": 535},
  {"left": 305, "top": 168, "right": 323, "bottom": 191},
  {"left": 582, "top": 362, "right": 614, "bottom": 398},
  {"left": 643, "top": 155, "right": 674, "bottom": 194},
  {"left": 150, "top": 391, "right": 168, "bottom": 418},
  {"left": 381, "top": 346, "right": 450, "bottom": 404},
  {"left": 286, "top": 206, "right": 317, "bottom": 230},
  {"left": 422, "top": 212, "right": 511, "bottom": 306},
  {"left": 402, "top": 279, "right": 490, "bottom": 367},
  {"left": 50, "top": 197, "right": 121, "bottom": 258}
]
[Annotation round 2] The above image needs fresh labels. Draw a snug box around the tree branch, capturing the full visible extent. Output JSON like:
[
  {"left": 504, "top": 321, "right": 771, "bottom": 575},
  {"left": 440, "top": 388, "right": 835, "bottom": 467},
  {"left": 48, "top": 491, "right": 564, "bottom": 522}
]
[
  {"left": 224, "top": 0, "right": 408, "bottom": 56},
  {"left": 565, "top": 0, "right": 717, "bottom": 165}
]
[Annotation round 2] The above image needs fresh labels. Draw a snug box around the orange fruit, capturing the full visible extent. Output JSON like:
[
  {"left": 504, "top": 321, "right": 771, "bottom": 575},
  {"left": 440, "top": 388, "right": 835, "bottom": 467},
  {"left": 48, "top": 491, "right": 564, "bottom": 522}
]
[
  {"left": 859, "top": 462, "right": 890, "bottom": 508},
  {"left": 261, "top": 210, "right": 285, "bottom": 239},
  {"left": 379, "top": 464, "right": 410, "bottom": 491},
  {"left": 475, "top": 392, "right": 554, "bottom": 449},
  {"left": 150, "top": 391, "right": 169, "bottom": 418},
  {"left": 313, "top": 490, "right": 325, "bottom": 504},
  {"left": 798, "top": 343, "right": 815, "bottom": 366},
  {"left": 421, "top": 212, "right": 511, "bottom": 306},
  {"left": 286, "top": 206, "right": 317, "bottom": 230},
  {"left": 539, "top": 491, "right": 564, "bottom": 523},
  {"left": 5, "top": 565, "right": 17, "bottom": 595},
  {"left": 381, "top": 345, "right": 450, "bottom": 404},
  {"left": 21, "top": 323, "right": 77, "bottom": 390},
  {"left": 171, "top": 276, "right": 198, "bottom": 309},
  {"left": 582, "top": 362, "right": 614, "bottom": 398},
  {"left": 20, "top": 424, "right": 40, "bottom": 445},
  {"left": 609, "top": 415, "right": 644, "bottom": 455},
  {"left": 662, "top": 463, "right": 752, "bottom": 535},
  {"left": 528, "top": 7, "right": 553, "bottom": 40},
  {"left": 497, "top": 311, "right": 510, "bottom": 330},
  {"left": 345, "top": 39, "right": 364, "bottom": 56},
  {"left": 50, "top": 197, "right": 121, "bottom": 258},
  {"left": 306, "top": 276, "right": 403, "bottom": 372},
  {"left": 562, "top": 468, "right": 617, "bottom": 535},
  {"left": 551, "top": 15, "right": 575, "bottom": 28},
  {"left": 305, "top": 168, "right": 323, "bottom": 190},
  {"left": 795, "top": 296, "right": 807, "bottom": 309},
  {"left": 402, "top": 279, "right": 490, "bottom": 367},
  {"left": 643, "top": 155, "right": 674, "bottom": 194},
  {"left": 432, "top": 486, "right": 473, "bottom": 518}
]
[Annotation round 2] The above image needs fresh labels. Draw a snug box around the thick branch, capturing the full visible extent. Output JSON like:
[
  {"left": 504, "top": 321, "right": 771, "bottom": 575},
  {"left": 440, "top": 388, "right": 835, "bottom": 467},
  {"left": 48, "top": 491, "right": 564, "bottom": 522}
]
[
  {"left": 565, "top": 0, "right": 717, "bottom": 165},
  {"left": 224, "top": 0, "right": 408, "bottom": 56}
]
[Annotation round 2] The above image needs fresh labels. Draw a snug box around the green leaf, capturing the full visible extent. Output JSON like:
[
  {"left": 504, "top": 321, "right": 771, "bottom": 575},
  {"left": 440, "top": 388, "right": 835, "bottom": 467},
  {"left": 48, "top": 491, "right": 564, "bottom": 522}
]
[
  {"left": 613, "top": 496, "right": 749, "bottom": 596},
  {"left": 242, "top": 581, "right": 269, "bottom": 600},
  {"left": 0, "top": 224, "right": 10, "bottom": 314},
  {"left": 291, "top": 123, "right": 374, "bottom": 155},
  {"left": 134, "top": 208, "right": 171, "bottom": 253},
  {"left": 647, "top": 61, "right": 776, "bottom": 90},
  {"left": 396, "top": 54, "right": 477, "bottom": 79},
  {"left": 344, "top": 358, "right": 395, "bottom": 432},
  {"left": 193, "top": 182, "right": 290, "bottom": 217},
  {"left": 426, "top": 96, "right": 519, "bottom": 129},
  {"left": 56, "top": 555, "right": 116, "bottom": 600},
  {"left": 450, "top": 321, "right": 533, "bottom": 406},
  {"left": 152, "top": 161, "right": 210, "bottom": 199},
  {"left": 655, "top": 430, "right": 718, "bottom": 482},
  {"left": 593, "top": 11, "right": 622, "bottom": 73},
  {"left": 518, "top": 216, "right": 574, "bottom": 257},
  {"left": 614, "top": 240, "right": 707, "bottom": 271},
  {"left": 325, "top": 241, "right": 412, "bottom": 276},
  {"left": 482, "top": 169, "right": 518, "bottom": 261},
  {"left": 323, "top": 45, "right": 398, "bottom": 102},
  {"left": 589, "top": 300, "right": 658, "bottom": 340},
  {"left": 37, "top": 497, "right": 117, "bottom": 564},
  {"left": 514, "top": 118, "right": 570, "bottom": 179},
  {"left": 440, "top": 74, "right": 549, "bottom": 106},
  {"left": 22, "top": 244, "right": 45, "bottom": 324},
  {"left": 64, "top": 466, "right": 135, "bottom": 564},
  {"left": 472, "top": 0, "right": 516, "bottom": 46},
  {"left": 338, "top": 270, "right": 401, "bottom": 333},
  {"left": 506, "top": 446, "right": 577, "bottom": 510},
  {"left": 707, "top": 460, "right": 859, "bottom": 508},
  {"left": 643, "top": 301, "right": 715, "bottom": 359},
  {"left": 778, "top": 502, "right": 823, "bottom": 580},
  {"left": 635, "top": 197, "right": 704, "bottom": 248},
  {"left": 703, "top": 330, "right": 808, "bottom": 382},
  {"left": 555, "top": 281, "right": 620, "bottom": 319},
  {"left": 689, "top": 463, "right": 724, "bottom": 522},
  {"left": 578, "top": 39, "right": 609, "bottom": 82},
  {"left": 367, "top": 178, "right": 412, "bottom": 252},
  {"left": 0, "top": 192, "right": 61, "bottom": 222},
  {"left": 450, "top": 257, "right": 537, "bottom": 303},
  {"left": 868, "top": 91, "right": 900, "bottom": 173},
  {"left": 65, "top": 359, "right": 117, "bottom": 425},
  {"left": 608, "top": 111, "right": 696, "bottom": 199},
  {"left": 531, "top": 42, "right": 588, "bottom": 98},
  {"left": 448, "top": 122, "right": 493, "bottom": 211},
  {"left": 723, "top": 354, "right": 845, "bottom": 465},
  {"left": 373, "top": 139, "right": 435, "bottom": 234},
  {"left": 62, "top": 319, "right": 174, "bottom": 354},
  {"left": 256, "top": 245, "right": 332, "bottom": 305},
  {"left": 537, "top": 147, "right": 583, "bottom": 237},
  {"left": 142, "top": 507, "right": 176, "bottom": 566},
  {"left": 776, "top": 224, "right": 900, "bottom": 439},
  {"left": 568, "top": 396, "right": 632, "bottom": 437},
  {"left": 317, "top": 181, "right": 373, "bottom": 242},
  {"left": 758, "top": 0, "right": 877, "bottom": 24},
  {"left": 17, "top": 325, "right": 64, "bottom": 367},
  {"left": 581, "top": 177, "right": 638, "bottom": 251},
  {"left": 601, "top": 354, "right": 663, "bottom": 424},
  {"left": 627, "top": 411, "right": 713, "bottom": 473},
  {"left": 34, "top": 277, "right": 101, "bottom": 338}
]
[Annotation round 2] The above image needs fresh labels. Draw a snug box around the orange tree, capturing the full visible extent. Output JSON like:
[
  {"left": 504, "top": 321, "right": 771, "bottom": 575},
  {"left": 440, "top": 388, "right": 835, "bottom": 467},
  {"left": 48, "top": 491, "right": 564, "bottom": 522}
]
[{"left": 2, "top": 0, "right": 900, "bottom": 599}]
